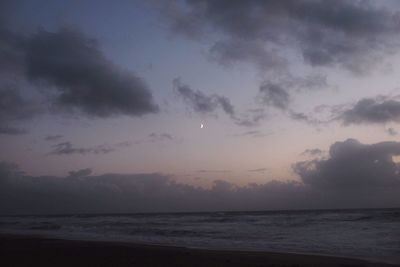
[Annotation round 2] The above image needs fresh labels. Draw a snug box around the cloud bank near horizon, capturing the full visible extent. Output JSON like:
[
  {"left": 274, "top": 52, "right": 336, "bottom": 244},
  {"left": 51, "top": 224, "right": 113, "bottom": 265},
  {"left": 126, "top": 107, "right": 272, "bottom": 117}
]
[{"left": 1, "top": 138, "right": 399, "bottom": 214}]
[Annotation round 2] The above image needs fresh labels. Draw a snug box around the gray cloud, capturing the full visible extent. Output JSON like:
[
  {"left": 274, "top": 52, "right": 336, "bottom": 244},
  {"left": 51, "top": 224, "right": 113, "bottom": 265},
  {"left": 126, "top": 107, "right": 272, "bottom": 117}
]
[
  {"left": 301, "top": 148, "right": 323, "bottom": 157},
  {"left": 341, "top": 98, "right": 400, "bottom": 125},
  {"left": 258, "top": 82, "right": 290, "bottom": 110},
  {"left": 209, "top": 39, "right": 286, "bottom": 72},
  {"left": 162, "top": 0, "right": 400, "bottom": 73},
  {"left": 217, "top": 95, "right": 235, "bottom": 116},
  {"left": 386, "top": 128, "right": 398, "bottom": 136},
  {"left": 135, "top": 133, "right": 180, "bottom": 145},
  {"left": 0, "top": 1, "right": 159, "bottom": 120},
  {"left": 289, "top": 111, "right": 311, "bottom": 122},
  {"left": 233, "top": 119, "right": 258, "bottom": 127},
  {"left": 243, "top": 72, "right": 329, "bottom": 124},
  {"left": 0, "top": 29, "right": 24, "bottom": 75},
  {"left": 197, "top": 169, "right": 231, "bottom": 173},
  {"left": 0, "top": 86, "right": 39, "bottom": 135},
  {"left": 68, "top": 168, "right": 92, "bottom": 178},
  {"left": 1, "top": 150, "right": 400, "bottom": 214},
  {"left": 173, "top": 78, "right": 235, "bottom": 116},
  {"left": 232, "top": 109, "right": 268, "bottom": 127},
  {"left": 0, "top": 162, "right": 311, "bottom": 214},
  {"left": 0, "top": 1, "right": 24, "bottom": 76},
  {"left": 25, "top": 28, "right": 159, "bottom": 117},
  {"left": 294, "top": 139, "right": 400, "bottom": 189},
  {"left": 267, "top": 74, "right": 328, "bottom": 94},
  {"left": 247, "top": 168, "right": 268, "bottom": 173},
  {"left": 285, "top": 74, "right": 328, "bottom": 93},
  {"left": 149, "top": 132, "right": 173, "bottom": 141},
  {"left": 233, "top": 130, "right": 271, "bottom": 138},
  {"left": 44, "top": 135, "right": 63, "bottom": 141},
  {"left": 255, "top": 74, "right": 328, "bottom": 115},
  {"left": 173, "top": 80, "right": 270, "bottom": 126},
  {"left": 49, "top": 142, "right": 117, "bottom": 156},
  {"left": 0, "top": 126, "right": 26, "bottom": 135},
  {"left": 288, "top": 110, "right": 331, "bottom": 126},
  {"left": 297, "top": 96, "right": 400, "bottom": 127}
]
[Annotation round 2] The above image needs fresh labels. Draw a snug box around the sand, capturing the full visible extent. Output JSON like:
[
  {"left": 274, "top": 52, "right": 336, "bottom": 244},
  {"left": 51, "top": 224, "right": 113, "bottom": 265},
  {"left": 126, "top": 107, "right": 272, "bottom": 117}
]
[{"left": 1, "top": 234, "right": 398, "bottom": 267}]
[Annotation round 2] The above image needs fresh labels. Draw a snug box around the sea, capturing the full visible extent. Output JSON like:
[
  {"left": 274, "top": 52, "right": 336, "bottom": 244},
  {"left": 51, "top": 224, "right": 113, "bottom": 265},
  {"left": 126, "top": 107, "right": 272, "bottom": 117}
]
[{"left": 0, "top": 208, "right": 399, "bottom": 264}]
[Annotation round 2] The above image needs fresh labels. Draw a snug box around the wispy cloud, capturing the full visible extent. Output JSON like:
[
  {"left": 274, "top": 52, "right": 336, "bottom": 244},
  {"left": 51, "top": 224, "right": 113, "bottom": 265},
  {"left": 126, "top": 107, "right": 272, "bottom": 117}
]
[
  {"left": 44, "top": 135, "right": 63, "bottom": 142},
  {"left": 386, "top": 128, "right": 398, "bottom": 136},
  {"left": 301, "top": 148, "right": 324, "bottom": 157},
  {"left": 48, "top": 141, "right": 131, "bottom": 156},
  {"left": 197, "top": 169, "right": 231, "bottom": 173},
  {"left": 233, "top": 130, "right": 272, "bottom": 138},
  {"left": 247, "top": 168, "right": 268, "bottom": 173},
  {"left": 174, "top": 78, "right": 235, "bottom": 117},
  {"left": 135, "top": 133, "right": 181, "bottom": 145}
]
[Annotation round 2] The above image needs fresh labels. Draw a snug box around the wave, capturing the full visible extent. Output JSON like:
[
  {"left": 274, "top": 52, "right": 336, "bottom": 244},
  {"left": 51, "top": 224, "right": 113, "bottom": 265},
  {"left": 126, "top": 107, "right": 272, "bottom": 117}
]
[{"left": 1, "top": 208, "right": 399, "bottom": 264}]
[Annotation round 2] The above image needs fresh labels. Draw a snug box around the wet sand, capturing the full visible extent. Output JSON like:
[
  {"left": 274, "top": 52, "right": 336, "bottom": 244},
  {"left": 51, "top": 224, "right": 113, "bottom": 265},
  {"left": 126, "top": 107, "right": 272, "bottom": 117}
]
[{"left": 0, "top": 234, "right": 398, "bottom": 267}]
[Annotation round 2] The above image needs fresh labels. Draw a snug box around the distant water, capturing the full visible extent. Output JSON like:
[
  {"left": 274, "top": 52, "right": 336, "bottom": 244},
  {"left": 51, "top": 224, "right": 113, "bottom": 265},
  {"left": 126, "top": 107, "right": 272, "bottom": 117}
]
[{"left": 1, "top": 209, "right": 399, "bottom": 264}]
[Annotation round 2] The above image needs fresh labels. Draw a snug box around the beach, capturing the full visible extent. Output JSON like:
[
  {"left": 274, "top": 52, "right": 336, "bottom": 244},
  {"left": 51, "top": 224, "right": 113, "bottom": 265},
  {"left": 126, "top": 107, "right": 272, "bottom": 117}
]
[{"left": 1, "top": 234, "right": 398, "bottom": 267}]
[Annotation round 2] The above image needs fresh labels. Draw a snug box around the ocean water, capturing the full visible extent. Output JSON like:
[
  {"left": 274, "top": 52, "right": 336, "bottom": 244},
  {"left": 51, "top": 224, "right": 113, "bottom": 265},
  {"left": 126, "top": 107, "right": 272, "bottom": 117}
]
[{"left": 0, "top": 209, "right": 399, "bottom": 264}]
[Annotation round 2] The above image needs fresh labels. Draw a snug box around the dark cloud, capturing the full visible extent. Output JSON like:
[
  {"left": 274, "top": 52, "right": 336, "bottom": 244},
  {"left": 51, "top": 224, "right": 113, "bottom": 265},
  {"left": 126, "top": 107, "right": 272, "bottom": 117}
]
[
  {"left": 0, "top": 4, "right": 41, "bottom": 133},
  {"left": 258, "top": 82, "right": 290, "bottom": 110},
  {"left": 341, "top": 98, "right": 400, "bottom": 125},
  {"left": 0, "top": 1, "right": 159, "bottom": 120},
  {"left": 0, "top": 126, "right": 26, "bottom": 135},
  {"left": 0, "top": 1, "right": 25, "bottom": 75},
  {"left": 49, "top": 142, "right": 117, "bottom": 156},
  {"left": 0, "top": 162, "right": 311, "bottom": 214},
  {"left": 0, "top": 86, "right": 39, "bottom": 135},
  {"left": 162, "top": 0, "right": 400, "bottom": 73},
  {"left": 44, "top": 135, "right": 63, "bottom": 141},
  {"left": 1, "top": 152, "right": 400, "bottom": 214},
  {"left": 173, "top": 78, "right": 235, "bottom": 116},
  {"left": 294, "top": 139, "right": 400, "bottom": 189},
  {"left": 25, "top": 28, "right": 159, "bottom": 117}
]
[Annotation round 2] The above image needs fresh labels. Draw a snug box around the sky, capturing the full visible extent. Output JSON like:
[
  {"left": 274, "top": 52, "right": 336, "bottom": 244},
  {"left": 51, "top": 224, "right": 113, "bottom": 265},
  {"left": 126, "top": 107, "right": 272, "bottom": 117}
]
[{"left": 1, "top": 0, "right": 400, "bottom": 214}]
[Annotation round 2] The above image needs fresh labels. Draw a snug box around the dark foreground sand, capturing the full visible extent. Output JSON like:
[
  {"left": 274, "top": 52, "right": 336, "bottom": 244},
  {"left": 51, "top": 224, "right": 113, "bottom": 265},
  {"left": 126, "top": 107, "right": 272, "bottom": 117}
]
[{"left": 0, "top": 234, "right": 399, "bottom": 267}]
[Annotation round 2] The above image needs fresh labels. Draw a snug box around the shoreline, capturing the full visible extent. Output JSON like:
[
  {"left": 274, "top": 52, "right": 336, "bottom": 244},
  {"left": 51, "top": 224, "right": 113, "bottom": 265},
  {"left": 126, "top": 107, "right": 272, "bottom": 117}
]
[{"left": 1, "top": 234, "right": 399, "bottom": 267}]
